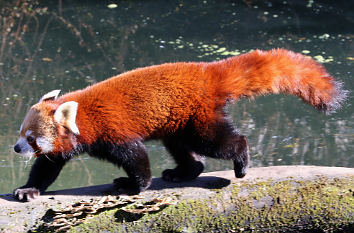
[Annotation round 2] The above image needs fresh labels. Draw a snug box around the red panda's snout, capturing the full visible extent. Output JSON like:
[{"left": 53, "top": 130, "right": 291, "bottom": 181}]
[{"left": 14, "top": 131, "right": 54, "bottom": 157}]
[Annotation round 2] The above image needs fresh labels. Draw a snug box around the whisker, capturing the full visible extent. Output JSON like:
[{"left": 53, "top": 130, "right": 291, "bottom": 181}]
[
  {"left": 24, "top": 155, "right": 33, "bottom": 168},
  {"left": 45, "top": 154, "right": 55, "bottom": 163}
]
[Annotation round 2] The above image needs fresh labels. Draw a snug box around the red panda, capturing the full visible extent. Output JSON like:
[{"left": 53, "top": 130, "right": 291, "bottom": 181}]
[{"left": 13, "top": 49, "right": 347, "bottom": 201}]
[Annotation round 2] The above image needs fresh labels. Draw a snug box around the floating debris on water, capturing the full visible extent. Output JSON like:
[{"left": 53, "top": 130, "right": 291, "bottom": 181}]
[
  {"left": 107, "top": 4, "right": 118, "bottom": 9},
  {"left": 153, "top": 37, "right": 243, "bottom": 58},
  {"left": 152, "top": 33, "right": 346, "bottom": 64},
  {"left": 313, "top": 55, "right": 334, "bottom": 63},
  {"left": 318, "top": 33, "right": 330, "bottom": 40},
  {"left": 42, "top": 57, "right": 53, "bottom": 62},
  {"left": 306, "top": 0, "right": 314, "bottom": 8}
]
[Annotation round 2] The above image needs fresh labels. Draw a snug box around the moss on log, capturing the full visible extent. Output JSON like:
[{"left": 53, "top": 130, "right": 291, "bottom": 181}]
[{"left": 69, "top": 175, "right": 354, "bottom": 233}]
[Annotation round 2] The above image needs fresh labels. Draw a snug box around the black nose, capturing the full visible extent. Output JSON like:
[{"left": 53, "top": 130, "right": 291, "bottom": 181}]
[{"left": 14, "top": 144, "right": 21, "bottom": 153}]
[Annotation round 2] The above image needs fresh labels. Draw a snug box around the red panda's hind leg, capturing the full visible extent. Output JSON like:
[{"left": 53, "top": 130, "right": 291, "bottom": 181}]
[
  {"left": 190, "top": 119, "right": 250, "bottom": 178},
  {"left": 229, "top": 135, "right": 249, "bottom": 178},
  {"left": 161, "top": 118, "right": 249, "bottom": 182},
  {"left": 162, "top": 137, "right": 205, "bottom": 182}
]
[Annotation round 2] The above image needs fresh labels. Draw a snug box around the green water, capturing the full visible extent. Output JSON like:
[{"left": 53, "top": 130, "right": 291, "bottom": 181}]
[{"left": 0, "top": 0, "right": 353, "bottom": 194}]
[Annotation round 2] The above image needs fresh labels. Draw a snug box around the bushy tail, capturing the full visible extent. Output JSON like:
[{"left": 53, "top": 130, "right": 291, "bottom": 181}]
[{"left": 217, "top": 49, "right": 348, "bottom": 114}]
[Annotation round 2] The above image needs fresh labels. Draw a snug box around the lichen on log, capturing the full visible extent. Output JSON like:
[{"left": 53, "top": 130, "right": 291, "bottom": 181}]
[{"left": 69, "top": 175, "right": 354, "bottom": 232}]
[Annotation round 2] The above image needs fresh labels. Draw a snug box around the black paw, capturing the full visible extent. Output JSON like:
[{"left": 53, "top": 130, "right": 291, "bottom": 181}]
[
  {"left": 114, "top": 177, "right": 143, "bottom": 195},
  {"left": 162, "top": 161, "right": 204, "bottom": 182},
  {"left": 233, "top": 150, "right": 249, "bottom": 178},
  {"left": 13, "top": 187, "right": 40, "bottom": 202},
  {"left": 234, "top": 161, "right": 247, "bottom": 178}
]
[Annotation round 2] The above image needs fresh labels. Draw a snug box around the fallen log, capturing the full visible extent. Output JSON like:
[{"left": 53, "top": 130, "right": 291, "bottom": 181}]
[
  {"left": 54, "top": 166, "right": 354, "bottom": 232},
  {"left": 0, "top": 166, "right": 353, "bottom": 232}
]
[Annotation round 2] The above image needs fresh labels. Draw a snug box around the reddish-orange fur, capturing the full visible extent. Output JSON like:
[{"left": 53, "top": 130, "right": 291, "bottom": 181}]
[{"left": 37, "top": 49, "right": 342, "bottom": 153}]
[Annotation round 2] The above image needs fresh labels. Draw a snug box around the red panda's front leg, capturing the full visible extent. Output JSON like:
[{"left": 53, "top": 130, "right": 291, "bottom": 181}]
[
  {"left": 113, "top": 147, "right": 152, "bottom": 195},
  {"left": 89, "top": 141, "right": 152, "bottom": 195},
  {"left": 13, "top": 155, "right": 69, "bottom": 202}
]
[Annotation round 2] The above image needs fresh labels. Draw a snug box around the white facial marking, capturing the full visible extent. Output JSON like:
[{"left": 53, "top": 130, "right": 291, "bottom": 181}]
[
  {"left": 16, "top": 137, "right": 34, "bottom": 158},
  {"left": 36, "top": 137, "right": 53, "bottom": 153},
  {"left": 25, "top": 130, "right": 33, "bottom": 137}
]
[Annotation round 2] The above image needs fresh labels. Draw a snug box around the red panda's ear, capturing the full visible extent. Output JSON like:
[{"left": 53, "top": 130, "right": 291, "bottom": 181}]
[
  {"left": 40, "top": 90, "right": 61, "bottom": 102},
  {"left": 54, "top": 101, "right": 80, "bottom": 135}
]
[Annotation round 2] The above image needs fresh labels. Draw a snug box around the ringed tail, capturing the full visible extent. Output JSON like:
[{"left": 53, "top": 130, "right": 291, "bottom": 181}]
[{"left": 214, "top": 48, "right": 348, "bottom": 114}]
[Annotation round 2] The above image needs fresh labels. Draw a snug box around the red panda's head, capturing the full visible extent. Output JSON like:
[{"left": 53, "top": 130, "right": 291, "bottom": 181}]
[{"left": 14, "top": 90, "right": 80, "bottom": 157}]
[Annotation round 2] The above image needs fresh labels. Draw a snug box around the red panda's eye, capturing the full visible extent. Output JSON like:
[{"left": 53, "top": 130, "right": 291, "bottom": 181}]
[
  {"left": 27, "top": 135, "right": 35, "bottom": 143},
  {"left": 62, "top": 126, "right": 70, "bottom": 135}
]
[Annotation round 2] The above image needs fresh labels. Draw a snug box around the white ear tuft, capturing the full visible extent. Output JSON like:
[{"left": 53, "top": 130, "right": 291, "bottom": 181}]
[
  {"left": 40, "top": 90, "right": 61, "bottom": 102},
  {"left": 54, "top": 101, "right": 80, "bottom": 135}
]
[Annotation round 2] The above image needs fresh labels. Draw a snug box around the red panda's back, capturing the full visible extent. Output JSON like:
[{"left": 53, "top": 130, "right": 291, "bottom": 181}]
[{"left": 61, "top": 62, "right": 224, "bottom": 143}]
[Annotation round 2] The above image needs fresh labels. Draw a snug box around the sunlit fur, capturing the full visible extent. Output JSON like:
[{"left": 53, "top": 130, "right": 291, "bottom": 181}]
[
  {"left": 13, "top": 49, "right": 347, "bottom": 201},
  {"left": 25, "top": 50, "right": 346, "bottom": 149}
]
